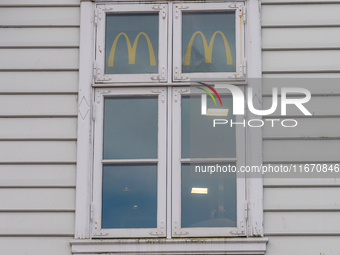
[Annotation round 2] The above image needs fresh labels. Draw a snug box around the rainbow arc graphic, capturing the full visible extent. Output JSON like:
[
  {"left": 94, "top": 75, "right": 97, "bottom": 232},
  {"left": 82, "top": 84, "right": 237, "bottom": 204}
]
[{"left": 197, "top": 82, "right": 229, "bottom": 116}]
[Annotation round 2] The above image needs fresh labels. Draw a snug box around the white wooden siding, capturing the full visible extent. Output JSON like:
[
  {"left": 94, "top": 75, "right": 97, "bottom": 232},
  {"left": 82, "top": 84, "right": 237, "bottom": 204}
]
[
  {"left": 0, "top": 188, "right": 75, "bottom": 210},
  {"left": 0, "top": 95, "right": 77, "bottom": 116},
  {"left": 266, "top": 237, "right": 340, "bottom": 255},
  {"left": 262, "top": 1, "right": 340, "bottom": 254},
  {"left": 0, "top": 165, "right": 75, "bottom": 187},
  {"left": 264, "top": 178, "right": 340, "bottom": 187},
  {"left": 263, "top": 118, "right": 340, "bottom": 138},
  {"left": 264, "top": 212, "right": 340, "bottom": 234},
  {"left": 0, "top": 49, "right": 79, "bottom": 70},
  {"left": 0, "top": 212, "right": 74, "bottom": 235},
  {"left": 262, "top": 95, "right": 340, "bottom": 116},
  {"left": 262, "top": 4, "right": 340, "bottom": 27},
  {"left": 0, "top": 71, "right": 78, "bottom": 93},
  {"left": 262, "top": 27, "right": 340, "bottom": 49},
  {"left": 263, "top": 50, "right": 340, "bottom": 73},
  {"left": 0, "top": 7, "right": 79, "bottom": 26},
  {"left": 262, "top": 78, "right": 340, "bottom": 94},
  {"left": 0, "top": 141, "right": 77, "bottom": 163},
  {"left": 0, "top": 28, "right": 79, "bottom": 47},
  {"left": 264, "top": 188, "right": 340, "bottom": 210},
  {"left": 0, "top": 118, "right": 77, "bottom": 139},
  {"left": 0, "top": 2, "right": 78, "bottom": 254},
  {"left": 264, "top": 140, "right": 340, "bottom": 162},
  {"left": 263, "top": 73, "right": 340, "bottom": 78},
  {"left": 0, "top": 237, "right": 73, "bottom": 255}
]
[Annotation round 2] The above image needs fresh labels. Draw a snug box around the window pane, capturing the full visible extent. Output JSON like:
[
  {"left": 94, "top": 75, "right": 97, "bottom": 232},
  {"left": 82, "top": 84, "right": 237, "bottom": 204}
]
[
  {"left": 103, "top": 96, "right": 158, "bottom": 160},
  {"left": 181, "top": 163, "right": 236, "bottom": 228},
  {"left": 102, "top": 164, "right": 157, "bottom": 229},
  {"left": 105, "top": 13, "right": 159, "bottom": 74},
  {"left": 181, "top": 95, "right": 236, "bottom": 159},
  {"left": 182, "top": 11, "right": 236, "bottom": 73}
]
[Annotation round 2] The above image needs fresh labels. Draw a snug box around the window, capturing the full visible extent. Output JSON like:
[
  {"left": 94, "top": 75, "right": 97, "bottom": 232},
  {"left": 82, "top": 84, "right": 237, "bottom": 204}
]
[
  {"left": 173, "top": 2, "right": 245, "bottom": 81},
  {"left": 171, "top": 88, "right": 246, "bottom": 237},
  {"left": 72, "top": 1, "right": 266, "bottom": 254},
  {"left": 95, "top": 4, "right": 168, "bottom": 83},
  {"left": 92, "top": 88, "right": 167, "bottom": 238}
]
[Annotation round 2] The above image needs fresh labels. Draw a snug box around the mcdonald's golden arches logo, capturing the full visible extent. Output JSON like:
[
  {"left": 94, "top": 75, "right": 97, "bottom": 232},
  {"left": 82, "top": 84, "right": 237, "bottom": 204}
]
[
  {"left": 107, "top": 31, "right": 232, "bottom": 68},
  {"left": 184, "top": 31, "right": 233, "bottom": 66},
  {"left": 107, "top": 32, "right": 156, "bottom": 67}
]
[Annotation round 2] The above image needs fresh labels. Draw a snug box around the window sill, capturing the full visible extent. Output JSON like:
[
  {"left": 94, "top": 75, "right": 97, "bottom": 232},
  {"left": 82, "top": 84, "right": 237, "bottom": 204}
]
[{"left": 70, "top": 237, "right": 268, "bottom": 254}]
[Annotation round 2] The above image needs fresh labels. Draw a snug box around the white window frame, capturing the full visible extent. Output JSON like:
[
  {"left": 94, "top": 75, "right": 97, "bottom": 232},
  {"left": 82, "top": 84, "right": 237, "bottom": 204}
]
[
  {"left": 171, "top": 87, "right": 246, "bottom": 237},
  {"left": 92, "top": 87, "right": 167, "bottom": 238},
  {"left": 173, "top": 2, "right": 245, "bottom": 82},
  {"left": 72, "top": 0, "right": 266, "bottom": 253},
  {"left": 95, "top": 4, "right": 168, "bottom": 83}
]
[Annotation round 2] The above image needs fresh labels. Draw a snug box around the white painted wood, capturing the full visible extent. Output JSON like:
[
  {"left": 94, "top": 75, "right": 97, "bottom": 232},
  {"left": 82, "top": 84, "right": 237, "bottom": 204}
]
[
  {"left": 0, "top": 0, "right": 80, "bottom": 6},
  {"left": 0, "top": 95, "right": 77, "bottom": 116},
  {"left": 262, "top": 95, "right": 340, "bottom": 116},
  {"left": 92, "top": 88, "right": 167, "bottom": 238},
  {"left": 0, "top": 7, "right": 79, "bottom": 26},
  {"left": 262, "top": 27, "right": 340, "bottom": 49},
  {"left": 0, "top": 71, "right": 78, "bottom": 93},
  {"left": 95, "top": 4, "right": 168, "bottom": 83},
  {"left": 263, "top": 50, "right": 340, "bottom": 72},
  {"left": 263, "top": 140, "right": 340, "bottom": 162},
  {"left": 0, "top": 118, "right": 77, "bottom": 139},
  {"left": 75, "top": 1, "right": 94, "bottom": 239},
  {"left": 0, "top": 188, "right": 75, "bottom": 210},
  {"left": 266, "top": 236, "right": 340, "bottom": 255},
  {"left": 0, "top": 237, "right": 72, "bottom": 255},
  {"left": 245, "top": 0, "right": 264, "bottom": 237},
  {"left": 264, "top": 211, "right": 340, "bottom": 234},
  {"left": 262, "top": 0, "right": 340, "bottom": 3},
  {"left": 264, "top": 178, "right": 340, "bottom": 187},
  {"left": 171, "top": 87, "right": 246, "bottom": 238},
  {"left": 0, "top": 28, "right": 79, "bottom": 47},
  {"left": 0, "top": 212, "right": 74, "bottom": 235},
  {"left": 70, "top": 238, "right": 268, "bottom": 255},
  {"left": 263, "top": 118, "right": 340, "bottom": 138},
  {"left": 0, "top": 49, "right": 78, "bottom": 70},
  {"left": 262, "top": 4, "right": 340, "bottom": 26},
  {"left": 0, "top": 165, "right": 75, "bottom": 187},
  {"left": 263, "top": 73, "right": 340, "bottom": 78},
  {"left": 0, "top": 141, "right": 77, "bottom": 163},
  {"left": 172, "top": 2, "right": 244, "bottom": 82},
  {"left": 264, "top": 187, "right": 340, "bottom": 210},
  {"left": 262, "top": 78, "right": 340, "bottom": 94}
]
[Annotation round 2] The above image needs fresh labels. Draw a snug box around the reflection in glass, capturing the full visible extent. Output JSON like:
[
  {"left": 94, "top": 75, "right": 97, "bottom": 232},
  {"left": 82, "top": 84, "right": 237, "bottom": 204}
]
[
  {"left": 181, "top": 95, "right": 236, "bottom": 159},
  {"left": 181, "top": 163, "right": 236, "bottom": 228},
  {"left": 102, "top": 164, "right": 157, "bottom": 229},
  {"left": 103, "top": 96, "right": 158, "bottom": 160},
  {"left": 105, "top": 13, "right": 159, "bottom": 74},
  {"left": 182, "top": 11, "right": 236, "bottom": 73}
]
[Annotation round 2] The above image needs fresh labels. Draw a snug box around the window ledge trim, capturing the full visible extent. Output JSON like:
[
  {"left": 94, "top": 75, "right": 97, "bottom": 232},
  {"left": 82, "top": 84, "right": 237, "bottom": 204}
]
[{"left": 70, "top": 237, "right": 268, "bottom": 254}]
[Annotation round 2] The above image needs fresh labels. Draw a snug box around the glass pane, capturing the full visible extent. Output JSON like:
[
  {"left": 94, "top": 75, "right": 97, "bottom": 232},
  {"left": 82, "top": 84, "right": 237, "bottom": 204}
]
[
  {"left": 181, "top": 163, "right": 236, "bottom": 228},
  {"left": 102, "top": 164, "right": 157, "bottom": 229},
  {"left": 182, "top": 11, "right": 236, "bottom": 73},
  {"left": 181, "top": 95, "right": 236, "bottom": 159},
  {"left": 105, "top": 13, "right": 159, "bottom": 74},
  {"left": 103, "top": 96, "right": 158, "bottom": 160}
]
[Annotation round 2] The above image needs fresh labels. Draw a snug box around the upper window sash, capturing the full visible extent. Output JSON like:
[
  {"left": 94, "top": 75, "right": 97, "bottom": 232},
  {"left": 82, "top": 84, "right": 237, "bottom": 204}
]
[
  {"left": 95, "top": 4, "right": 168, "bottom": 83},
  {"left": 173, "top": 3, "right": 245, "bottom": 82},
  {"left": 92, "top": 87, "right": 167, "bottom": 238}
]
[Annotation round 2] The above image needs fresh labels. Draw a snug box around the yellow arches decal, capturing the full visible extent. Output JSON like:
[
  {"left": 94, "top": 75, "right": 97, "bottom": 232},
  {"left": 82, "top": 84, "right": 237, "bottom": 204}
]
[
  {"left": 184, "top": 31, "right": 233, "bottom": 66},
  {"left": 107, "top": 32, "right": 156, "bottom": 67}
]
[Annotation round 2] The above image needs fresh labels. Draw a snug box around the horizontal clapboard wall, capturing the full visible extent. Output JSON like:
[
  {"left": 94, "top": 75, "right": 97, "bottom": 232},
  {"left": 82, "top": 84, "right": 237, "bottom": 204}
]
[
  {"left": 262, "top": 1, "right": 340, "bottom": 78},
  {"left": 262, "top": 1, "right": 340, "bottom": 255},
  {"left": 0, "top": 1, "right": 79, "bottom": 255}
]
